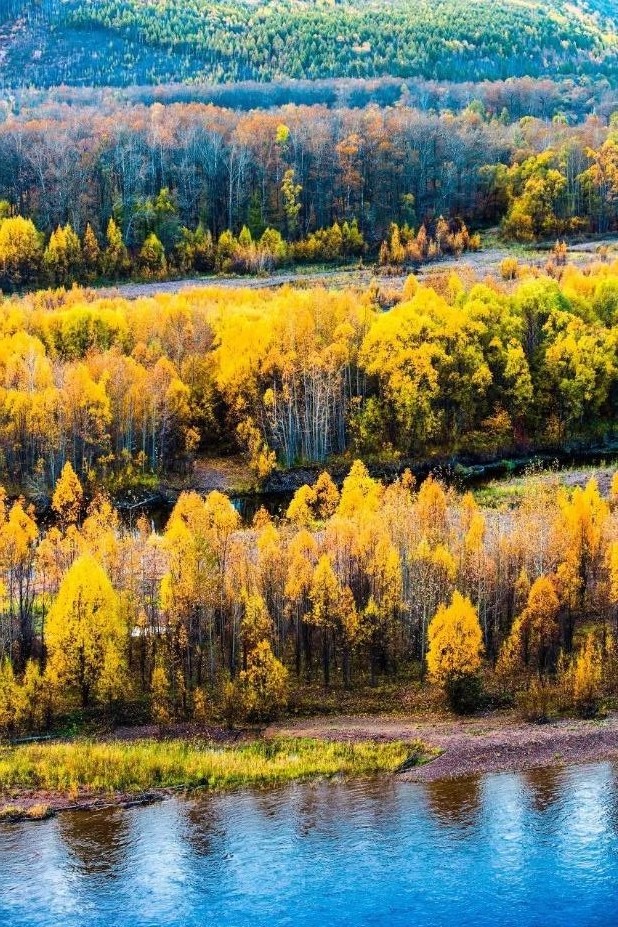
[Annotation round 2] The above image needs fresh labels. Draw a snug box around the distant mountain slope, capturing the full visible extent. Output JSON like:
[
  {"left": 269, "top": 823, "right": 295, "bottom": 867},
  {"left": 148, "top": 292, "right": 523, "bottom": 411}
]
[{"left": 0, "top": 0, "right": 617, "bottom": 88}]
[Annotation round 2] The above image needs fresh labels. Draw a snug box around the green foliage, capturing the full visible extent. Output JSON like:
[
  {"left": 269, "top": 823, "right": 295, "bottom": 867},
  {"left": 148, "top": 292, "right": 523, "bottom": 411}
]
[
  {"left": 0, "top": 737, "right": 419, "bottom": 793},
  {"left": 3, "top": 0, "right": 617, "bottom": 88},
  {"left": 444, "top": 673, "right": 484, "bottom": 715}
]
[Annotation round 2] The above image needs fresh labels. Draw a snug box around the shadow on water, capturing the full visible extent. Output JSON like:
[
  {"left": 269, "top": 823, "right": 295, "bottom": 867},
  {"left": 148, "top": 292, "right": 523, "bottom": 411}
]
[
  {"left": 520, "top": 766, "right": 567, "bottom": 813},
  {"left": 422, "top": 775, "right": 483, "bottom": 830}
]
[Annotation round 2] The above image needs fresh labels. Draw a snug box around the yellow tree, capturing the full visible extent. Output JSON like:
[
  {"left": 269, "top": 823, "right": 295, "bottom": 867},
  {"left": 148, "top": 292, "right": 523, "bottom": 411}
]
[
  {"left": 0, "top": 658, "right": 18, "bottom": 734},
  {"left": 15, "top": 659, "right": 51, "bottom": 732},
  {"left": 256, "top": 521, "right": 288, "bottom": 649},
  {"left": 608, "top": 541, "right": 618, "bottom": 629},
  {"left": 52, "top": 461, "right": 84, "bottom": 527},
  {"left": 161, "top": 498, "right": 211, "bottom": 705},
  {"left": 286, "top": 484, "right": 316, "bottom": 527},
  {"left": 309, "top": 553, "right": 357, "bottom": 687},
  {"left": 240, "top": 592, "right": 273, "bottom": 668},
  {"left": 571, "top": 633, "right": 603, "bottom": 718},
  {"left": 556, "top": 478, "right": 609, "bottom": 649},
  {"left": 285, "top": 529, "right": 318, "bottom": 676},
  {"left": 496, "top": 575, "right": 560, "bottom": 686},
  {"left": 236, "top": 639, "right": 288, "bottom": 721},
  {"left": 313, "top": 471, "right": 340, "bottom": 519},
  {"left": 0, "top": 498, "right": 39, "bottom": 667},
  {"left": 336, "top": 460, "right": 382, "bottom": 519},
  {"left": 416, "top": 475, "right": 449, "bottom": 547},
  {"left": 427, "top": 591, "right": 484, "bottom": 711},
  {"left": 409, "top": 538, "right": 456, "bottom": 672},
  {"left": 364, "top": 536, "right": 402, "bottom": 685},
  {"left": 46, "top": 554, "right": 124, "bottom": 708}
]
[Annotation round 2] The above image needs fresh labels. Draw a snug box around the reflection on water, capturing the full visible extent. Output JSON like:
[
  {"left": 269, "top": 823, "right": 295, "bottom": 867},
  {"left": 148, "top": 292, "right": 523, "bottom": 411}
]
[
  {"left": 58, "top": 808, "right": 130, "bottom": 876},
  {"left": 423, "top": 774, "right": 482, "bottom": 830},
  {"left": 2, "top": 763, "right": 618, "bottom": 927},
  {"left": 520, "top": 765, "right": 566, "bottom": 813}
]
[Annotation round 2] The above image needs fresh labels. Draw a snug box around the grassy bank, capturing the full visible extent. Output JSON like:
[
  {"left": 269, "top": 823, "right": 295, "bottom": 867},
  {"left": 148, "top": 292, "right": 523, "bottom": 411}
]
[{"left": 0, "top": 737, "right": 422, "bottom": 797}]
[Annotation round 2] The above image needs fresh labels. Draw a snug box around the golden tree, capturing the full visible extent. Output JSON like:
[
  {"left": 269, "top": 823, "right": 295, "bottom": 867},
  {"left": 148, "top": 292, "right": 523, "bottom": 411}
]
[
  {"left": 570, "top": 634, "right": 603, "bottom": 718},
  {"left": 46, "top": 554, "right": 124, "bottom": 708},
  {"left": 236, "top": 639, "right": 288, "bottom": 721},
  {"left": 497, "top": 575, "right": 560, "bottom": 682},
  {"left": 52, "top": 462, "right": 84, "bottom": 527},
  {"left": 427, "top": 591, "right": 484, "bottom": 711}
]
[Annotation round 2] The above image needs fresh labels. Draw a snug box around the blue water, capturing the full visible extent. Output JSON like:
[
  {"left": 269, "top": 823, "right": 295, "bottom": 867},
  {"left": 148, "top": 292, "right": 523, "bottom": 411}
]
[{"left": 2, "top": 762, "right": 618, "bottom": 927}]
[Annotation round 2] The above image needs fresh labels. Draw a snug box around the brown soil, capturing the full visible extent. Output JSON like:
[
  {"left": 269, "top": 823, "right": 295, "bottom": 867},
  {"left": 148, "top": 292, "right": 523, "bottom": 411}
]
[{"left": 266, "top": 711, "right": 618, "bottom": 781}]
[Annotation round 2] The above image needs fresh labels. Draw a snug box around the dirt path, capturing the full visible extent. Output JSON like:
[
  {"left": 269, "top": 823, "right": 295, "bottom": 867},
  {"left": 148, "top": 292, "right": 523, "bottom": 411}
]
[
  {"left": 98, "top": 267, "right": 374, "bottom": 299},
  {"left": 91, "top": 235, "right": 618, "bottom": 300},
  {"left": 266, "top": 712, "right": 618, "bottom": 781}
]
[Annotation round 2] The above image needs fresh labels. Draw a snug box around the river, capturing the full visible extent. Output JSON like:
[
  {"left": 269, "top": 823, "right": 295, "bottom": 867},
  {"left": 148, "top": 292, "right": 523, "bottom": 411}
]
[{"left": 2, "top": 762, "right": 618, "bottom": 926}]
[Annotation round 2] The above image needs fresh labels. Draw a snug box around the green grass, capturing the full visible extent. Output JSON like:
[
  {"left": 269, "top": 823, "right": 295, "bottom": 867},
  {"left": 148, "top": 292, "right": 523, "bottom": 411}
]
[{"left": 0, "top": 737, "right": 423, "bottom": 795}]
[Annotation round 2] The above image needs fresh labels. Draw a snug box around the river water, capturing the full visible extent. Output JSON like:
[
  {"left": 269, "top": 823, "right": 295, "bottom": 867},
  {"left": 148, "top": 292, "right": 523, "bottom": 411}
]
[{"left": 1, "top": 762, "right": 618, "bottom": 927}]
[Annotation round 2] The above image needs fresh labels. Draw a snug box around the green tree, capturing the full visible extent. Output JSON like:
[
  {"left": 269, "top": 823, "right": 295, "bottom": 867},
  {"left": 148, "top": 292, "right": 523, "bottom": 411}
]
[
  {"left": 103, "top": 218, "right": 129, "bottom": 279},
  {"left": 281, "top": 169, "right": 302, "bottom": 239},
  {"left": 139, "top": 232, "right": 167, "bottom": 277}
]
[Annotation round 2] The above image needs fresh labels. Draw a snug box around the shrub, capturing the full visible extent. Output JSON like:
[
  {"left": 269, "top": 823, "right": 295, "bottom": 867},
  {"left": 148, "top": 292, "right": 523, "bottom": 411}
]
[
  {"left": 444, "top": 672, "right": 484, "bottom": 714},
  {"left": 516, "top": 678, "right": 556, "bottom": 722}
]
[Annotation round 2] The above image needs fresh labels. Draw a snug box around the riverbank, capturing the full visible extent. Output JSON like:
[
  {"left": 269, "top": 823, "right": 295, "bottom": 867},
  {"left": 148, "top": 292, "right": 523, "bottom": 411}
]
[
  {"left": 3, "top": 712, "right": 618, "bottom": 820},
  {"left": 0, "top": 736, "right": 421, "bottom": 820},
  {"left": 267, "top": 712, "right": 618, "bottom": 782}
]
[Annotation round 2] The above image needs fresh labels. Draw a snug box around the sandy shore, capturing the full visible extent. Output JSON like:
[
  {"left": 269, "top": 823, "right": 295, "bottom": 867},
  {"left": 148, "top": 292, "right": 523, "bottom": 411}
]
[{"left": 266, "top": 711, "right": 618, "bottom": 781}]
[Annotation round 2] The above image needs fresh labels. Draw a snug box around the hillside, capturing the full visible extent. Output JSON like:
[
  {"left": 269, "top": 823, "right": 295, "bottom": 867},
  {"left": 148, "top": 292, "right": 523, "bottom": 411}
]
[{"left": 1, "top": 0, "right": 617, "bottom": 88}]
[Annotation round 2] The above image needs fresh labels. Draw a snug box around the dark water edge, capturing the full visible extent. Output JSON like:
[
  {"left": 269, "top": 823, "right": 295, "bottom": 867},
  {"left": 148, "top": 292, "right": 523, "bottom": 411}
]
[
  {"left": 119, "top": 443, "right": 618, "bottom": 529},
  {"left": 2, "top": 761, "right": 618, "bottom": 927}
]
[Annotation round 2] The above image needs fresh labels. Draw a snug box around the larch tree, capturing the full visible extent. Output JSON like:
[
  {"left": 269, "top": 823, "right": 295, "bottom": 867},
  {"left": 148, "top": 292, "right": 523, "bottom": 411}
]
[
  {"left": 427, "top": 591, "right": 484, "bottom": 712},
  {"left": 309, "top": 554, "right": 343, "bottom": 687},
  {"left": 46, "top": 554, "right": 124, "bottom": 708},
  {"left": 496, "top": 575, "right": 560, "bottom": 690},
  {"left": 52, "top": 461, "right": 84, "bottom": 528}
]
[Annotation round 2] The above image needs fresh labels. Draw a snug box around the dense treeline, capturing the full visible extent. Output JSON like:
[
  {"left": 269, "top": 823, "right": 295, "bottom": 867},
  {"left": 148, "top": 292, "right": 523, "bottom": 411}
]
[
  {"left": 0, "top": 210, "right": 479, "bottom": 292},
  {"left": 1, "top": 100, "right": 618, "bottom": 257},
  {"left": 8, "top": 76, "right": 618, "bottom": 122},
  {"left": 0, "top": 211, "right": 372, "bottom": 290},
  {"left": 2, "top": 0, "right": 617, "bottom": 88},
  {"left": 1, "top": 459, "right": 618, "bottom": 730},
  {"left": 0, "top": 259, "right": 615, "bottom": 488}
]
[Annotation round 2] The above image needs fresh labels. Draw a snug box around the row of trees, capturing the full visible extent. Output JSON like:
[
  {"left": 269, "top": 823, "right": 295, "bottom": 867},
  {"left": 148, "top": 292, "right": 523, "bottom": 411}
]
[
  {"left": 0, "top": 210, "right": 367, "bottom": 291},
  {"left": 1, "top": 459, "right": 617, "bottom": 731},
  {"left": 378, "top": 218, "right": 480, "bottom": 266},
  {"left": 0, "top": 100, "right": 615, "bottom": 251},
  {"left": 8, "top": 75, "right": 616, "bottom": 123},
  {"left": 0, "top": 259, "right": 616, "bottom": 486},
  {"left": 499, "top": 127, "right": 618, "bottom": 239}
]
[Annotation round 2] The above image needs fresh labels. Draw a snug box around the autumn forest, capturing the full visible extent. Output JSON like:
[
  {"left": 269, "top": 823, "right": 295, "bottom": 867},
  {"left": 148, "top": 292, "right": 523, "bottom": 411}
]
[{"left": 0, "top": 0, "right": 618, "bottom": 743}]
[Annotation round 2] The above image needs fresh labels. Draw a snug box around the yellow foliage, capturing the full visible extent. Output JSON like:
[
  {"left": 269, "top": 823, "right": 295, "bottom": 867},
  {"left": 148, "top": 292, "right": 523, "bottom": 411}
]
[
  {"left": 337, "top": 460, "right": 382, "bottom": 519},
  {"left": 571, "top": 634, "right": 603, "bottom": 717},
  {"left": 52, "top": 461, "right": 84, "bottom": 526},
  {"left": 46, "top": 554, "right": 124, "bottom": 707},
  {"left": 237, "top": 639, "right": 288, "bottom": 721},
  {"left": 427, "top": 591, "right": 484, "bottom": 685},
  {"left": 497, "top": 575, "right": 560, "bottom": 678}
]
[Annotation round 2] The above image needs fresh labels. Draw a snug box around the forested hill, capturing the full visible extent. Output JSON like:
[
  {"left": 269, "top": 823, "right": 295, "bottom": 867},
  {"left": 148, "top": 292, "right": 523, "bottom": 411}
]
[{"left": 1, "top": 0, "right": 617, "bottom": 89}]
